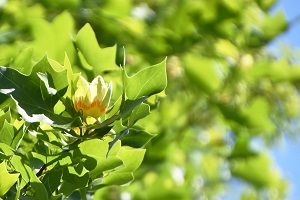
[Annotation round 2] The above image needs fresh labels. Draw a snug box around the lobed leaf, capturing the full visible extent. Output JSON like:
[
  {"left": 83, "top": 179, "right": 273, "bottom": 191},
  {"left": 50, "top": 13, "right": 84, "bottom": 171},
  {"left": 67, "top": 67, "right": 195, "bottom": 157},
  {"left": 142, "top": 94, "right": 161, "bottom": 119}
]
[
  {"left": 0, "top": 108, "right": 12, "bottom": 128},
  {"left": 0, "top": 57, "right": 81, "bottom": 128},
  {"left": 100, "top": 147, "right": 146, "bottom": 186},
  {"left": 0, "top": 120, "right": 15, "bottom": 146},
  {"left": 0, "top": 162, "right": 19, "bottom": 197},
  {"left": 124, "top": 59, "right": 167, "bottom": 100},
  {"left": 76, "top": 23, "right": 118, "bottom": 75}
]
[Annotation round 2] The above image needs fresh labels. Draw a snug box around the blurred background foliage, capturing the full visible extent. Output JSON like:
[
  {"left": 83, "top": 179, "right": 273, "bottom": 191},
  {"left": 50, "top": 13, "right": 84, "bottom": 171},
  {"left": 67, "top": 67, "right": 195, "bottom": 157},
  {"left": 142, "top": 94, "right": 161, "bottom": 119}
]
[{"left": 1, "top": 0, "right": 299, "bottom": 199}]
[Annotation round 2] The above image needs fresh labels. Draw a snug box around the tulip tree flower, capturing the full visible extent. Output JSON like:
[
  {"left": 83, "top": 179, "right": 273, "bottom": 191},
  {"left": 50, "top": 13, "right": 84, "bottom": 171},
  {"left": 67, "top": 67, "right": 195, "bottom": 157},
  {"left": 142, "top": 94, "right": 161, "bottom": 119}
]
[{"left": 73, "top": 75, "right": 112, "bottom": 119}]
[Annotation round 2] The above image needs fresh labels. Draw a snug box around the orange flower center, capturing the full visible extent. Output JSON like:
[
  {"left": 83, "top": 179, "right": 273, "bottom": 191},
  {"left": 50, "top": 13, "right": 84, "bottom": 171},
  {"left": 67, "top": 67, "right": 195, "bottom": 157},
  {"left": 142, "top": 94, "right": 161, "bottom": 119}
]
[{"left": 74, "top": 99, "right": 107, "bottom": 117}]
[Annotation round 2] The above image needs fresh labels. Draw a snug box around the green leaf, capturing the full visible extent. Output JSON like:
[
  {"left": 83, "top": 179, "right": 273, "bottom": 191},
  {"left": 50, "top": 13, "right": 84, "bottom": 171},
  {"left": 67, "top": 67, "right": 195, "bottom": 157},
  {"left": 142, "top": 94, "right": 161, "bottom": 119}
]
[
  {"left": 0, "top": 65, "right": 59, "bottom": 124},
  {"left": 127, "top": 103, "right": 150, "bottom": 126},
  {"left": 10, "top": 47, "right": 34, "bottom": 75},
  {"left": 10, "top": 155, "right": 32, "bottom": 188},
  {"left": 31, "top": 56, "right": 68, "bottom": 92},
  {"left": 32, "top": 151, "right": 73, "bottom": 167},
  {"left": 121, "top": 129, "right": 155, "bottom": 148},
  {"left": 119, "top": 96, "right": 148, "bottom": 119},
  {"left": 257, "top": 0, "right": 277, "bottom": 10},
  {"left": 87, "top": 126, "right": 113, "bottom": 139},
  {"left": 262, "top": 11, "right": 287, "bottom": 40},
  {"left": 30, "top": 173, "right": 49, "bottom": 200},
  {"left": 0, "top": 120, "right": 15, "bottom": 146},
  {"left": 124, "top": 59, "right": 167, "bottom": 100},
  {"left": 11, "top": 155, "right": 48, "bottom": 200},
  {"left": 0, "top": 143, "right": 15, "bottom": 157},
  {"left": 0, "top": 162, "right": 19, "bottom": 196},
  {"left": 50, "top": 194, "right": 63, "bottom": 200},
  {"left": 231, "top": 154, "right": 281, "bottom": 188},
  {"left": 184, "top": 54, "right": 223, "bottom": 94},
  {"left": 241, "top": 97, "right": 275, "bottom": 133},
  {"left": 101, "top": 147, "right": 146, "bottom": 186},
  {"left": 96, "top": 172, "right": 133, "bottom": 187},
  {"left": 63, "top": 53, "right": 81, "bottom": 98},
  {"left": 74, "top": 139, "right": 123, "bottom": 178},
  {"left": 117, "top": 147, "right": 146, "bottom": 172},
  {"left": 59, "top": 168, "right": 89, "bottom": 197},
  {"left": 10, "top": 122, "right": 26, "bottom": 150},
  {"left": 71, "top": 163, "right": 89, "bottom": 177},
  {"left": 0, "top": 108, "right": 12, "bottom": 128},
  {"left": 29, "top": 11, "right": 75, "bottom": 63},
  {"left": 228, "top": 133, "right": 257, "bottom": 159},
  {"left": 76, "top": 23, "right": 118, "bottom": 74},
  {"left": 247, "top": 58, "right": 300, "bottom": 82},
  {"left": 0, "top": 58, "right": 81, "bottom": 128},
  {"left": 107, "top": 128, "right": 129, "bottom": 158},
  {"left": 41, "top": 167, "right": 63, "bottom": 196},
  {"left": 101, "top": 0, "right": 132, "bottom": 17}
]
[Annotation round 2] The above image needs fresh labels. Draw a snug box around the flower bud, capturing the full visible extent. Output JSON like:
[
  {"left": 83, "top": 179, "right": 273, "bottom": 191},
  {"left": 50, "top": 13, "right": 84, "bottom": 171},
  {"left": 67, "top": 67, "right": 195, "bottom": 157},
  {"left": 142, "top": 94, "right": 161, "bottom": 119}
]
[{"left": 73, "top": 75, "right": 112, "bottom": 119}]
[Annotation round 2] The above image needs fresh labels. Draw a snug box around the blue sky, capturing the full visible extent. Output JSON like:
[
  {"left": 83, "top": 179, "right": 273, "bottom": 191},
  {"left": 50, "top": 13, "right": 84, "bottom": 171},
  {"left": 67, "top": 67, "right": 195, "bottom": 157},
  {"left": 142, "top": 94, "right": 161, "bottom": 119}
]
[
  {"left": 269, "top": 0, "right": 300, "bottom": 199},
  {"left": 270, "top": 0, "right": 300, "bottom": 49},
  {"left": 271, "top": 136, "right": 300, "bottom": 200}
]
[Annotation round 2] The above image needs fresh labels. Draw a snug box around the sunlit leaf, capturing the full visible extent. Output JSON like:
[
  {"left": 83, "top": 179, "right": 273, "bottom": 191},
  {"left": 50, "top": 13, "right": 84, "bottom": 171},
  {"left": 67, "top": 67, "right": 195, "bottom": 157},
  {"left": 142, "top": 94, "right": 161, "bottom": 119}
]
[
  {"left": 32, "top": 151, "right": 73, "bottom": 167},
  {"left": 0, "top": 162, "right": 19, "bottom": 197},
  {"left": 76, "top": 23, "right": 118, "bottom": 75},
  {"left": 11, "top": 155, "right": 49, "bottom": 200},
  {"left": 231, "top": 154, "right": 281, "bottom": 188},
  {"left": 127, "top": 103, "right": 150, "bottom": 127},
  {"left": 10, "top": 155, "right": 33, "bottom": 188},
  {"left": 10, "top": 48, "right": 34, "bottom": 75},
  {"left": 262, "top": 11, "right": 287, "bottom": 40},
  {"left": 0, "top": 120, "right": 15, "bottom": 146},
  {"left": 29, "top": 11, "right": 75, "bottom": 63},
  {"left": 101, "top": 147, "right": 145, "bottom": 185},
  {"left": 242, "top": 97, "right": 275, "bottom": 133},
  {"left": 124, "top": 59, "right": 167, "bottom": 100},
  {"left": 184, "top": 54, "right": 223, "bottom": 94},
  {"left": 74, "top": 139, "right": 123, "bottom": 178},
  {"left": 0, "top": 109, "right": 12, "bottom": 129},
  {"left": 229, "top": 133, "right": 257, "bottom": 159},
  {"left": 0, "top": 143, "right": 15, "bottom": 157}
]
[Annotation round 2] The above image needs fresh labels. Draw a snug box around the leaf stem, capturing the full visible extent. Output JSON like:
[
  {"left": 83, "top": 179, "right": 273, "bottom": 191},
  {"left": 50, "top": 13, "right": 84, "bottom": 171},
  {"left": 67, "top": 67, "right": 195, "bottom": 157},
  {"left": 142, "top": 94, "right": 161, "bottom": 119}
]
[{"left": 79, "top": 188, "right": 87, "bottom": 200}]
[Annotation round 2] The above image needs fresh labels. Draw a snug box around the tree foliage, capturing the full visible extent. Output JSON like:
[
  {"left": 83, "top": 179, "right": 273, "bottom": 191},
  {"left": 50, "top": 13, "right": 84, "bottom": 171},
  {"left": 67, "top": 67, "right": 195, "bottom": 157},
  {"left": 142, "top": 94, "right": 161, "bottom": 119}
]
[{"left": 0, "top": 0, "right": 299, "bottom": 199}]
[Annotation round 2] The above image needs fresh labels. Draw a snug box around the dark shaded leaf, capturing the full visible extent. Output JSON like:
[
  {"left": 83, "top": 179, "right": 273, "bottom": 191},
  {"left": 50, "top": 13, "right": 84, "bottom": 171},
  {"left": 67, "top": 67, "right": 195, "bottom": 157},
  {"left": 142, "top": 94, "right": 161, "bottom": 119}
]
[
  {"left": 59, "top": 167, "right": 89, "bottom": 197},
  {"left": 0, "top": 63, "right": 81, "bottom": 129},
  {"left": 121, "top": 129, "right": 155, "bottom": 148}
]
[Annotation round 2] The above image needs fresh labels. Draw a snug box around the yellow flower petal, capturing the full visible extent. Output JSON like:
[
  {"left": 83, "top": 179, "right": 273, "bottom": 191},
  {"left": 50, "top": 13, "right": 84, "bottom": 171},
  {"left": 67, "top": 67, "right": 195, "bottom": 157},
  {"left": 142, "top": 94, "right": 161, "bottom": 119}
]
[{"left": 73, "top": 76, "right": 112, "bottom": 119}]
